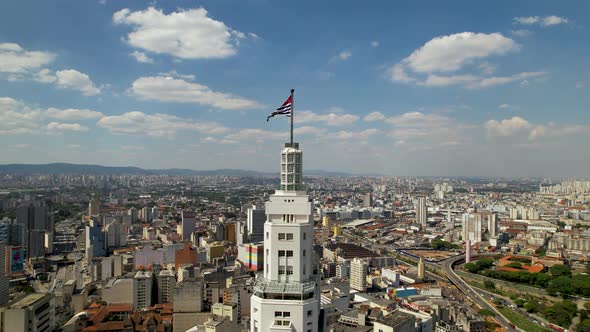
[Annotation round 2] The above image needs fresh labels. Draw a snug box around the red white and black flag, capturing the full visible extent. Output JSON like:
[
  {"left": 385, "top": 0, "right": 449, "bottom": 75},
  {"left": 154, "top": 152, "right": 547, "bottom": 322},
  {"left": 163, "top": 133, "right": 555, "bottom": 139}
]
[{"left": 267, "top": 95, "right": 292, "bottom": 121}]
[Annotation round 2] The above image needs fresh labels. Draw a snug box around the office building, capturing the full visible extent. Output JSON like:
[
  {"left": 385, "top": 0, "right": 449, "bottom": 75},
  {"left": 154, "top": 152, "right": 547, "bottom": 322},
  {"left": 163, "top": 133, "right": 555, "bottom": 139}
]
[
  {"left": 157, "top": 270, "right": 176, "bottom": 304},
  {"left": 250, "top": 141, "right": 320, "bottom": 332},
  {"left": 350, "top": 257, "right": 368, "bottom": 292},
  {"left": 247, "top": 205, "right": 265, "bottom": 243},
  {"left": 133, "top": 270, "right": 152, "bottom": 310},
  {"left": 462, "top": 213, "right": 483, "bottom": 243},
  {"left": 181, "top": 211, "right": 197, "bottom": 242},
  {"left": 0, "top": 241, "right": 8, "bottom": 306},
  {"left": 416, "top": 196, "right": 427, "bottom": 226},
  {"left": 88, "top": 196, "right": 100, "bottom": 216},
  {"left": 0, "top": 293, "right": 54, "bottom": 332}
]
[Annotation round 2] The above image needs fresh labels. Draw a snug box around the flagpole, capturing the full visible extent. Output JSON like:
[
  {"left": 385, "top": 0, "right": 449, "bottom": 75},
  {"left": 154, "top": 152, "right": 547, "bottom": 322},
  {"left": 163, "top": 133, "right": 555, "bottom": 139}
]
[{"left": 290, "top": 88, "right": 294, "bottom": 145}]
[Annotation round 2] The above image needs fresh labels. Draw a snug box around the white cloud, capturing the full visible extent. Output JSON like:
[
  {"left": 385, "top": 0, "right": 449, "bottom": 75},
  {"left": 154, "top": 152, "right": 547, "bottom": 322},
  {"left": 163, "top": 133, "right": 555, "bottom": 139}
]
[
  {"left": 45, "top": 108, "right": 104, "bottom": 120},
  {"left": 97, "top": 111, "right": 228, "bottom": 139},
  {"left": 114, "top": 7, "right": 253, "bottom": 59},
  {"left": 398, "top": 32, "right": 518, "bottom": 73},
  {"left": 513, "top": 16, "right": 569, "bottom": 27},
  {"left": 34, "top": 68, "right": 56, "bottom": 83},
  {"left": 385, "top": 111, "right": 468, "bottom": 150},
  {"left": 511, "top": 29, "right": 533, "bottom": 37},
  {"left": 324, "top": 129, "right": 380, "bottom": 140},
  {"left": 0, "top": 97, "right": 99, "bottom": 136},
  {"left": 478, "top": 62, "right": 496, "bottom": 75},
  {"left": 498, "top": 104, "right": 520, "bottom": 110},
  {"left": 486, "top": 116, "right": 588, "bottom": 141},
  {"left": 485, "top": 116, "right": 531, "bottom": 137},
  {"left": 338, "top": 50, "right": 352, "bottom": 60},
  {"left": 46, "top": 122, "right": 89, "bottom": 133},
  {"left": 371, "top": 41, "right": 379, "bottom": 47},
  {"left": 387, "top": 32, "right": 541, "bottom": 89},
  {"left": 0, "top": 43, "right": 56, "bottom": 73},
  {"left": 129, "top": 75, "right": 260, "bottom": 110},
  {"left": 576, "top": 81, "right": 584, "bottom": 89},
  {"left": 130, "top": 51, "right": 154, "bottom": 63},
  {"left": 363, "top": 111, "right": 386, "bottom": 122},
  {"left": 297, "top": 110, "right": 359, "bottom": 126},
  {"left": 55, "top": 69, "right": 101, "bottom": 96}
]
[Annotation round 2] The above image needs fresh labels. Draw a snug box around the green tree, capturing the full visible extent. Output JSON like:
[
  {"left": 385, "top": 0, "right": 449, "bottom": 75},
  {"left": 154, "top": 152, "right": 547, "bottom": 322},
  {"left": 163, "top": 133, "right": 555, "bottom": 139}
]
[
  {"left": 465, "top": 262, "right": 479, "bottom": 273},
  {"left": 484, "top": 280, "right": 495, "bottom": 290},
  {"left": 548, "top": 276, "right": 574, "bottom": 297},
  {"left": 524, "top": 300, "right": 540, "bottom": 313},
  {"left": 550, "top": 264, "right": 572, "bottom": 278},
  {"left": 514, "top": 299, "right": 526, "bottom": 308}
]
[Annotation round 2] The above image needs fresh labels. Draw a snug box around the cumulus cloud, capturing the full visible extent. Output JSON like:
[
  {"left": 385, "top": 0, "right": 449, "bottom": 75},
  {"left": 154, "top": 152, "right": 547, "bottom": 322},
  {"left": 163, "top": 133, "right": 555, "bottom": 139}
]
[
  {"left": 130, "top": 51, "right": 154, "bottom": 63},
  {"left": 296, "top": 110, "right": 359, "bottom": 126},
  {"left": 399, "top": 32, "right": 518, "bottom": 73},
  {"left": 45, "top": 108, "right": 104, "bottom": 120},
  {"left": 34, "top": 68, "right": 57, "bottom": 83},
  {"left": 385, "top": 111, "right": 468, "bottom": 150},
  {"left": 0, "top": 43, "right": 56, "bottom": 74},
  {"left": 46, "top": 122, "right": 89, "bottom": 133},
  {"left": 363, "top": 112, "right": 386, "bottom": 122},
  {"left": 54, "top": 69, "right": 101, "bottom": 96},
  {"left": 486, "top": 116, "right": 588, "bottom": 141},
  {"left": 114, "top": 7, "right": 254, "bottom": 59},
  {"left": 129, "top": 75, "right": 260, "bottom": 110},
  {"left": 513, "top": 15, "right": 569, "bottom": 27},
  {"left": 97, "top": 111, "right": 228, "bottom": 139},
  {"left": 386, "top": 32, "right": 546, "bottom": 89},
  {"left": 0, "top": 97, "right": 101, "bottom": 136},
  {"left": 324, "top": 129, "right": 380, "bottom": 140}
]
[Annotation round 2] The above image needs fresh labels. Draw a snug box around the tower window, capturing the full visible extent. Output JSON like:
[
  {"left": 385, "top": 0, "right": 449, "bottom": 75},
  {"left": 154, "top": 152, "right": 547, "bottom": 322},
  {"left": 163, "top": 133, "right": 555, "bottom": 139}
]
[
  {"left": 303, "top": 232, "right": 306, "bottom": 240},
  {"left": 279, "top": 250, "right": 285, "bottom": 257},
  {"left": 286, "top": 233, "right": 293, "bottom": 240},
  {"left": 303, "top": 250, "right": 306, "bottom": 256},
  {"left": 278, "top": 233, "right": 285, "bottom": 240},
  {"left": 286, "top": 250, "right": 293, "bottom": 257},
  {"left": 278, "top": 267, "right": 285, "bottom": 275},
  {"left": 286, "top": 266, "right": 293, "bottom": 275}
]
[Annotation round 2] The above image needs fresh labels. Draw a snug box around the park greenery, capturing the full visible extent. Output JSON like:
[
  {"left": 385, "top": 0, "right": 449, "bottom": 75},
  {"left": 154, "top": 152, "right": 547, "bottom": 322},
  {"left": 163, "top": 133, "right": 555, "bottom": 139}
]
[
  {"left": 431, "top": 238, "right": 459, "bottom": 250},
  {"left": 464, "top": 258, "right": 588, "bottom": 328}
]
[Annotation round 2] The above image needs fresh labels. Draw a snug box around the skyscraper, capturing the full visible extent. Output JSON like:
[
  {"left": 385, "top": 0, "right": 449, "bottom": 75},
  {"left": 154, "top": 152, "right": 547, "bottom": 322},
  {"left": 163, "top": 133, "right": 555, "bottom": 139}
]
[
  {"left": 0, "top": 241, "right": 9, "bottom": 306},
  {"left": 247, "top": 205, "right": 265, "bottom": 243},
  {"left": 250, "top": 142, "right": 320, "bottom": 332},
  {"left": 416, "top": 196, "right": 427, "bottom": 226},
  {"left": 181, "top": 211, "right": 196, "bottom": 242},
  {"left": 350, "top": 257, "right": 367, "bottom": 292},
  {"left": 89, "top": 196, "right": 101, "bottom": 216}
]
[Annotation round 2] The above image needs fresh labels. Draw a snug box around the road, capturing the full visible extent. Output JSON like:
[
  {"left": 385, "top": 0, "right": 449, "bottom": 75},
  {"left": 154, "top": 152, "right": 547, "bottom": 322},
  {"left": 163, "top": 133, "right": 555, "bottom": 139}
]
[{"left": 443, "top": 254, "right": 518, "bottom": 331}]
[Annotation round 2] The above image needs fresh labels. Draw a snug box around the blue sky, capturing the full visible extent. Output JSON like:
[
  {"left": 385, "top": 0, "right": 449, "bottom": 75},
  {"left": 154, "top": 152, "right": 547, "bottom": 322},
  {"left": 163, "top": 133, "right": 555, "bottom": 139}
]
[{"left": 0, "top": 0, "right": 588, "bottom": 176}]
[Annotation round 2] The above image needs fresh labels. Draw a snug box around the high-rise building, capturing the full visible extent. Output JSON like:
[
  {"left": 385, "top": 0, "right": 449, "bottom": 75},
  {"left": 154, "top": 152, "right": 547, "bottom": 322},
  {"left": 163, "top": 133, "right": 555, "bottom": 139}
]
[
  {"left": 181, "top": 211, "right": 197, "bottom": 242},
  {"left": 416, "top": 197, "right": 427, "bottom": 226},
  {"left": 151, "top": 206, "right": 159, "bottom": 220},
  {"left": 133, "top": 270, "right": 152, "bottom": 310},
  {"left": 0, "top": 293, "right": 54, "bottom": 332},
  {"left": 362, "top": 193, "right": 372, "bottom": 208},
  {"left": 462, "top": 213, "right": 483, "bottom": 243},
  {"left": 247, "top": 205, "right": 265, "bottom": 243},
  {"left": 127, "top": 207, "right": 138, "bottom": 223},
  {"left": 250, "top": 142, "right": 320, "bottom": 332},
  {"left": 0, "top": 219, "right": 26, "bottom": 246},
  {"left": 89, "top": 196, "right": 101, "bottom": 216},
  {"left": 321, "top": 216, "right": 331, "bottom": 244},
  {"left": 105, "top": 221, "right": 127, "bottom": 250},
  {"left": 28, "top": 230, "right": 45, "bottom": 259},
  {"left": 350, "top": 257, "right": 368, "bottom": 292},
  {"left": 0, "top": 241, "right": 9, "bottom": 306},
  {"left": 157, "top": 270, "right": 176, "bottom": 304},
  {"left": 487, "top": 213, "right": 498, "bottom": 239},
  {"left": 417, "top": 256, "right": 425, "bottom": 280}
]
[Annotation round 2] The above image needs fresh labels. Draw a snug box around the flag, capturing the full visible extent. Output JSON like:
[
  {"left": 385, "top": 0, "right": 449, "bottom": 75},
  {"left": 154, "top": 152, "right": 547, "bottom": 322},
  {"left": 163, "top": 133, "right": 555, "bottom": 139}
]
[{"left": 267, "top": 95, "right": 292, "bottom": 121}]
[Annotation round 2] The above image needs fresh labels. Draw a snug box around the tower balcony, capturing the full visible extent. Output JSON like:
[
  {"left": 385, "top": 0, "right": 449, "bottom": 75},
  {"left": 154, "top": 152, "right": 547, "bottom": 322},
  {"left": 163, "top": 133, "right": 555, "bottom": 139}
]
[{"left": 253, "top": 276, "right": 317, "bottom": 301}]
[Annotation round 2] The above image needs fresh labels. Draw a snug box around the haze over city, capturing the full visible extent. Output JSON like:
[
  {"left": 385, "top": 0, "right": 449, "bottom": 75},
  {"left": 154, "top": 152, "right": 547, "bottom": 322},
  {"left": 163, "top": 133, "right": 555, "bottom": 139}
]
[{"left": 1, "top": 1, "right": 589, "bottom": 176}]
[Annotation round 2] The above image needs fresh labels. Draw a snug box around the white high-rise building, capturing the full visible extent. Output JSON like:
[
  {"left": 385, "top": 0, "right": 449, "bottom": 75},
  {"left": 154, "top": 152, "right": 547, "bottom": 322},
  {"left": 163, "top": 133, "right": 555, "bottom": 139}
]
[
  {"left": 133, "top": 270, "right": 152, "bottom": 309},
  {"left": 350, "top": 257, "right": 367, "bottom": 292},
  {"left": 250, "top": 142, "right": 321, "bottom": 332},
  {"left": 462, "top": 213, "right": 483, "bottom": 243},
  {"left": 416, "top": 197, "right": 427, "bottom": 226}
]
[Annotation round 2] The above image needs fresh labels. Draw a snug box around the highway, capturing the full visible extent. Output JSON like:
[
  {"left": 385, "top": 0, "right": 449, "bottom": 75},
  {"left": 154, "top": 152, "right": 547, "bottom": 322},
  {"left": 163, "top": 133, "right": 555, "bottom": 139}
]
[{"left": 443, "top": 254, "right": 518, "bottom": 331}]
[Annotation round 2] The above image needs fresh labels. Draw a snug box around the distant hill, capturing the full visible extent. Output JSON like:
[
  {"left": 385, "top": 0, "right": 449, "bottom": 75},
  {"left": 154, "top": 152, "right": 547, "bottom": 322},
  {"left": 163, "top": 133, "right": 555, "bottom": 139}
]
[{"left": 0, "top": 163, "right": 363, "bottom": 176}]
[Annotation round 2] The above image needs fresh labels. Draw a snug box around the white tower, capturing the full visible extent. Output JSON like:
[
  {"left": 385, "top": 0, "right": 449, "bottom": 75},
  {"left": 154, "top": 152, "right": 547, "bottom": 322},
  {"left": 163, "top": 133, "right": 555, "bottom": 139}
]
[{"left": 250, "top": 142, "right": 321, "bottom": 332}]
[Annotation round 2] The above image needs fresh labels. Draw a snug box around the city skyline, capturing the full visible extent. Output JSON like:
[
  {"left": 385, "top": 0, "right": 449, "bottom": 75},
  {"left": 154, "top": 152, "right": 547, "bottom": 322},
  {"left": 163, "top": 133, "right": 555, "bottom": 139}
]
[{"left": 1, "top": 1, "right": 589, "bottom": 177}]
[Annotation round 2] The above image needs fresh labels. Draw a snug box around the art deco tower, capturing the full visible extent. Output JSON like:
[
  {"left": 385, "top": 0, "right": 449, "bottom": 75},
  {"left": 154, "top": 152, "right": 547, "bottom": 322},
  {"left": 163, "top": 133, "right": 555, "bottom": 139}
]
[{"left": 250, "top": 142, "right": 321, "bottom": 332}]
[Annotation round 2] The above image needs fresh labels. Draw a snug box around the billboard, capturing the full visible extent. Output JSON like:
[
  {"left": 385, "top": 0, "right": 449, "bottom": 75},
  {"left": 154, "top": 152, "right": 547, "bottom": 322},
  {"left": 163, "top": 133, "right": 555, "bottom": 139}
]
[{"left": 10, "top": 246, "right": 25, "bottom": 273}]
